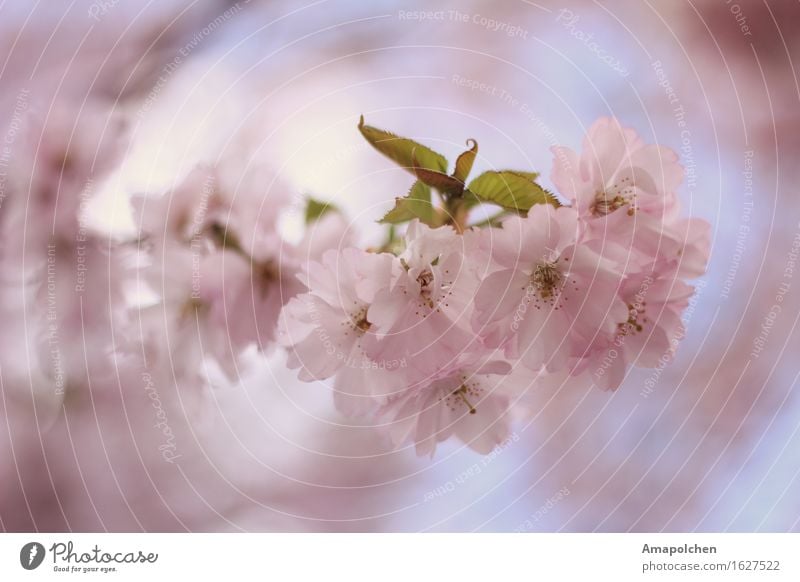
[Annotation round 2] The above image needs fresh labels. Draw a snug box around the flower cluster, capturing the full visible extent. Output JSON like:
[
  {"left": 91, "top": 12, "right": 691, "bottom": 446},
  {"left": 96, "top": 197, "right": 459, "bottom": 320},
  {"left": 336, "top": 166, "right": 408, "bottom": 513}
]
[
  {"left": 132, "top": 158, "right": 301, "bottom": 383},
  {"left": 0, "top": 24, "right": 345, "bottom": 417},
  {"left": 1, "top": 78, "right": 708, "bottom": 461},
  {"left": 280, "top": 117, "right": 710, "bottom": 456},
  {"left": 0, "top": 5, "right": 302, "bottom": 422}
]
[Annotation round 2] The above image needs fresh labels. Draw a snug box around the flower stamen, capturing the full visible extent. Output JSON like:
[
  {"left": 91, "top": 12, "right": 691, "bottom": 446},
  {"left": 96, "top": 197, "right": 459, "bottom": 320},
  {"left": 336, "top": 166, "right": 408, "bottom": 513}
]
[
  {"left": 417, "top": 268, "right": 435, "bottom": 308},
  {"left": 532, "top": 261, "right": 563, "bottom": 300},
  {"left": 591, "top": 177, "right": 637, "bottom": 217},
  {"left": 618, "top": 302, "right": 647, "bottom": 336},
  {"left": 349, "top": 307, "right": 371, "bottom": 333},
  {"left": 453, "top": 385, "right": 477, "bottom": 414}
]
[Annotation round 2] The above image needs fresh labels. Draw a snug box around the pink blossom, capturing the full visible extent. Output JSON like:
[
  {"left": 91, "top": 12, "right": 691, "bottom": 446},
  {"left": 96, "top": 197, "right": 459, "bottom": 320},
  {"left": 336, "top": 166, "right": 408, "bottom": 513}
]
[
  {"left": 582, "top": 208, "right": 711, "bottom": 280},
  {"left": 0, "top": 98, "right": 132, "bottom": 404},
  {"left": 379, "top": 358, "right": 515, "bottom": 457},
  {"left": 132, "top": 153, "right": 299, "bottom": 382},
  {"left": 574, "top": 271, "right": 695, "bottom": 391},
  {"left": 16, "top": 101, "right": 127, "bottom": 248},
  {"left": 658, "top": 217, "right": 711, "bottom": 279},
  {"left": 33, "top": 239, "right": 131, "bottom": 390},
  {"left": 134, "top": 157, "right": 288, "bottom": 262},
  {"left": 136, "top": 239, "right": 299, "bottom": 383},
  {"left": 135, "top": 243, "right": 234, "bottom": 382},
  {"left": 134, "top": 165, "right": 219, "bottom": 244},
  {"left": 364, "top": 221, "right": 488, "bottom": 377},
  {"left": 279, "top": 247, "right": 409, "bottom": 413},
  {"left": 205, "top": 155, "right": 289, "bottom": 264},
  {"left": 474, "top": 205, "right": 628, "bottom": 372},
  {"left": 551, "top": 117, "right": 684, "bottom": 221},
  {"left": 201, "top": 249, "right": 304, "bottom": 358}
]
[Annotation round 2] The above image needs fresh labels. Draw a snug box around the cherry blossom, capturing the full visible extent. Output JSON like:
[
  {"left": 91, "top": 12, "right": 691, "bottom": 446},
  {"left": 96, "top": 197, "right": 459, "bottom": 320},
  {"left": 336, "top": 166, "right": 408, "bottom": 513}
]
[
  {"left": 574, "top": 270, "right": 695, "bottom": 391},
  {"left": 550, "top": 117, "right": 684, "bottom": 221},
  {"left": 133, "top": 153, "right": 300, "bottom": 384},
  {"left": 0, "top": 97, "right": 133, "bottom": 408},
  {"left": 134, "top": 165, "right": 219, "bottom": 244},
  {"left": 581, "top": 208, "right": 710, "bottom": 280},
  {"left": 279, "top": 247, "right": 408, "bottom": 412},
  {"left": 14, "top": 101, "right": 127, "bottom": 250},
  {"left": 473, "top": 205, "right": 628, "bottom": 371},
  {"left": 364, "top": 220, "right": 487, "bottom": 377},
  {"left": 379, "top": 358, "right": 515, "bottom": 456},
  {"left": 134, "top": 156, "right": 287, "bottom": 259}
]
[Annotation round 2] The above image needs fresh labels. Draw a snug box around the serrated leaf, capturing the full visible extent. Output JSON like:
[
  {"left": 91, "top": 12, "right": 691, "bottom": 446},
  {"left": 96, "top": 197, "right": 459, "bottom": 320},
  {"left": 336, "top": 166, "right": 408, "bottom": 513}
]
[
  {"left": 379, "top": 180, "right": 434, "bottom": 224},
  {"left": 380, "top": 201, "right": 417, "bottom": 224},
  {"left": 507, "top": 170, "right": 540, "bottom": 181},
  {"left": 358, "top": 115, "right": 448, "bottom": 174},
  {"left": 453, "top": 139, "right": 478, "bottom": 183},
  {"left": 305, "top": 197, "right": 338, "bottom": 224},
  {"left": 467, "top": 170, "right": 558, "bottom": 211}
]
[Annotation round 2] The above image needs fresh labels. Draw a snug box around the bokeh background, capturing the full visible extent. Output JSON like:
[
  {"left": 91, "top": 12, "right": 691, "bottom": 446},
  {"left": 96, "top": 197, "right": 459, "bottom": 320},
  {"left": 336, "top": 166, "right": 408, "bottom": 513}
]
[{"left": 1, "top": 0, "right": 799, "bottom": 532}]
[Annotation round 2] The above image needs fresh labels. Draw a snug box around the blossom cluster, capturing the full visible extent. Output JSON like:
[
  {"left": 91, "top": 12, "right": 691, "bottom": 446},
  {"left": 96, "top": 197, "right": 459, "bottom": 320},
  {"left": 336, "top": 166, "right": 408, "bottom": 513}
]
[
  {"left": 279, "top": 117, "right": 710, "bottom": 456},
  {"left": 0, "top": 7, "right": 347, "bottom": 420},
  {"left": 0, "top": 71, "right": 708, "bottom": 460}
]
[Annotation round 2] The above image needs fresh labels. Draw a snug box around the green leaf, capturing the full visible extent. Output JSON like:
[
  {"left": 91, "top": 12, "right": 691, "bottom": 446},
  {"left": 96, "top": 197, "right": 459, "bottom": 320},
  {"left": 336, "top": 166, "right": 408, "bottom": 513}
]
[
  {"left": 358, "top": 115, "right": 448, "bottom": 174},
  {"left": 379, "top": 180, "right": 434, "bottom": 224},
  {"left": 507, "top": 170, "right": 540, "bottom": 182},
  {"left": 467, "top": 170, "right": 558, "bottom": 211},
  {"left": 305, "top": 197, "right": 339, "bottom": 224},
  {"left": 453, "top": 139, "right": 478, "bottom": 183}
]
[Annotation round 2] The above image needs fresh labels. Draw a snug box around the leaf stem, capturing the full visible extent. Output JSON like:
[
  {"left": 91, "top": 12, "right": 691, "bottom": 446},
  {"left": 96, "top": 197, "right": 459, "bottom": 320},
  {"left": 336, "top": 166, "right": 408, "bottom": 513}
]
[{"left": 443, "top": 195, "right": 468, "bottom": 234}]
